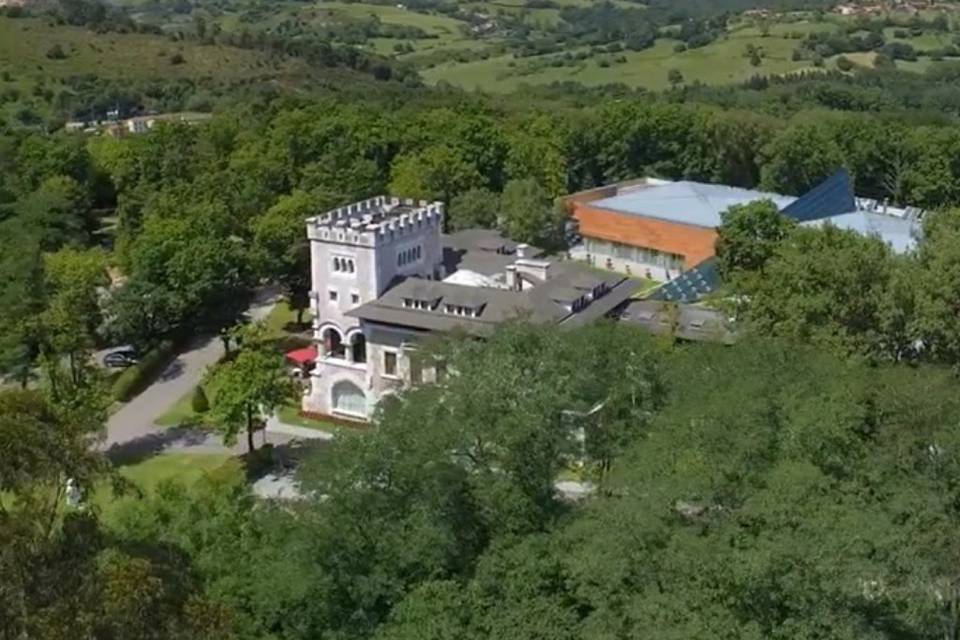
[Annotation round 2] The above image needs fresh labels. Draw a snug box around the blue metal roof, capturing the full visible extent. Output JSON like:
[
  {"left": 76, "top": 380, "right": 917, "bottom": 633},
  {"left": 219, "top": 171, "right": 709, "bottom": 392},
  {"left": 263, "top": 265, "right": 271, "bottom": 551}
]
[
  {"left": 592, "top": 182, "right": 797, "bottom": 229},
  {"left": 648, "top": 258, "right": 721, "bottom": 303},
  {"left": 780, "top": 169, "right": 856, "bottom": 223},
  {"left": 802, "top": 211, "right": 921, "bottom": 254}
]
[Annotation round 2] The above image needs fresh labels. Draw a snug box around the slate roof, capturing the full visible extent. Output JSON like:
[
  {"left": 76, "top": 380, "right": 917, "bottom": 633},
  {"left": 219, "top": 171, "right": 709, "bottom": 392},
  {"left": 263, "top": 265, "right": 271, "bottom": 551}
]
[
  {"left": 348, "top": 263, "right": 635, "bottom": 335},
  {"left": 591, "top": 182, "right": 796, "bottom": 229},
  {"left": 441, "top": 229, "right": 543, "bottom": 277}
]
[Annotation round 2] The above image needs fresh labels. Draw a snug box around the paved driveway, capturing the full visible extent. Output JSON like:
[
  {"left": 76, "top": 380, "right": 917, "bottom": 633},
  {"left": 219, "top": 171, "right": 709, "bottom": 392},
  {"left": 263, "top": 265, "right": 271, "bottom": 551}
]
[{"left": 103, "top": 291, "right": 297, "bottom": 461}]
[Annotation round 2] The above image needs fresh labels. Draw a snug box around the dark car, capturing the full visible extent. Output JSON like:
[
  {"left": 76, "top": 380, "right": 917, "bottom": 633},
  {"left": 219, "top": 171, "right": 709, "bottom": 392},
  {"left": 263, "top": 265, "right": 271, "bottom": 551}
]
[{"left": 102, "top": 348, "right": 138, "bottom": 368}]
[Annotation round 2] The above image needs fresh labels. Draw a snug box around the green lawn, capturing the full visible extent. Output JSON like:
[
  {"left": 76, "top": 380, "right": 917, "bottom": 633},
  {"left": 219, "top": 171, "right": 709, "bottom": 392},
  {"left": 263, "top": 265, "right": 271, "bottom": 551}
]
[
  {"left": 883, "top": 26, "right": 952, "bottom": 50},
  {"left": 94, "top": 453, "right": 235, "bottom": 521},
  {"left": 262, "top": 300, "right": 312, "bottom": 342},
  {"left": 154, "top": 384, "right": 212, "bottom": 427},
  {"left": 116, "top": 453, "right": 233, "bottom": 491},
  {"left": 277, "top": 402, "right": 340, "bottom": 431},
  {"left": 423, "top": 35, "right": 819, "bottom": 92}
]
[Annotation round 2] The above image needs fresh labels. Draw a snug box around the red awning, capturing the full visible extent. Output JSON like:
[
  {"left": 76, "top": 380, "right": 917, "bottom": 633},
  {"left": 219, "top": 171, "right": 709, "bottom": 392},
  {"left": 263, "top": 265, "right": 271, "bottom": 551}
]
[{"left": 285, "top": 345, "right": 318, "bottom": 365}]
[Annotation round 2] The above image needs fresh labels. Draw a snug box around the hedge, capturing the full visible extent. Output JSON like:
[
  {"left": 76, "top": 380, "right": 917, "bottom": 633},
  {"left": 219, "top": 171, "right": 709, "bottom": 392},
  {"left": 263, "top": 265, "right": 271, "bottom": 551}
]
[{"left": 110, "top": 340, "right": 175, "bottom": 402}]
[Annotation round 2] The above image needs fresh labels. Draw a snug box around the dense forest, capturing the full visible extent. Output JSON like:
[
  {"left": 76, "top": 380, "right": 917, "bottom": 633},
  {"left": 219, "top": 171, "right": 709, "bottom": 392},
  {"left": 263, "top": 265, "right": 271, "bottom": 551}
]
[
  {"left": 8, "top": 0, "right": 960, "bottom": 638},
  {"left": 8, "top": 83, "right": 960, "bottom": 405},
  {"left": 9, "top": 322, "right": 960, "bottom": 639}
]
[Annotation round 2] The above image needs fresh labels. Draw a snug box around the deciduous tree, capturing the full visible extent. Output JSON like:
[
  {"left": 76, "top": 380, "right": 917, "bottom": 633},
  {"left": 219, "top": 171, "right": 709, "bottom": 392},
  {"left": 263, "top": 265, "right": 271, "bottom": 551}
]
[{"left": 206, "top": 325, "right": 295, "bottom": 451}]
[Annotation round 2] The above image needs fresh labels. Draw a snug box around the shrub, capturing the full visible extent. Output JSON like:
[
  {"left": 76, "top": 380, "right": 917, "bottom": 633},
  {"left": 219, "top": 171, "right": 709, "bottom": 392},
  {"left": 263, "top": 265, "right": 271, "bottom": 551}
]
[
  {"left": 191, "top": 385, "right": 210, "bottom": 413},
  {"left": 894, "top": 28, "right": 908, "bottom": 39},
  {"left": 45, "top": 44, "right": 66, "bottom": 60},
  {"left": 673, "top": 42, "right": 687, "bottom": 53},
  {"left": 111, "top": 340, "right": 175, "bottom": 402},
  {"left": 170, "top": 52, "right": 185, "bottom": 65},
  {"left": 836, "top": 55, "right": 854, "bottom": 71}
]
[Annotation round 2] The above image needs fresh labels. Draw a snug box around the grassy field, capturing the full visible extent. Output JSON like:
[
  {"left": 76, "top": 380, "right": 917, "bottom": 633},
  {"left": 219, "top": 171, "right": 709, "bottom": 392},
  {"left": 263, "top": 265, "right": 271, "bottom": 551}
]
[
  {"left": 882, "top": 26, "right": 953, "bottom": 50},
  {"left": 94, "top": 452, "right": 235, "bottom": 521},
  {"left": 424, "top": 34, "right": 818, "bottom": 92},
  {"left": 0, "top": 18, "right": 305, "bottom": 82}
]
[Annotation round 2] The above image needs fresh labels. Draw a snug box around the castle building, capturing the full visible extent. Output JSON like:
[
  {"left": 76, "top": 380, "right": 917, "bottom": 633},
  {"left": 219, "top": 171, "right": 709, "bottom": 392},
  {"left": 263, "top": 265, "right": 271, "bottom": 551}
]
[{"left": 302, "top": 196, "right": 641, "bottom": 421}]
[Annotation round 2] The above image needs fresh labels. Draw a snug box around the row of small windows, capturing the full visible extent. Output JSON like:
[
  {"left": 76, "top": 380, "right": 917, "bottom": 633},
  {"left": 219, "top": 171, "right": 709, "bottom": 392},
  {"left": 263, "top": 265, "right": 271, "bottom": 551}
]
[
  {"left": 445, "top": 304, "right": 478, "bottom": 318},
  {"left": 398, "top": 245, "right": 421, "bottom": 267},
  {"left": 584, "top": 237, "right": 684, "bottom": 271},
  {"left": 401, "top": 297, "right": 479, "bottom": 318},
  {"left": 333, "top": 257, "right": 356, "bottom": 273},
  {"left": 329, "top": 289, "right": 361, "bottom": 305},
  {"left": 402, "top": 298, "right": 433, "bottom": 310}
]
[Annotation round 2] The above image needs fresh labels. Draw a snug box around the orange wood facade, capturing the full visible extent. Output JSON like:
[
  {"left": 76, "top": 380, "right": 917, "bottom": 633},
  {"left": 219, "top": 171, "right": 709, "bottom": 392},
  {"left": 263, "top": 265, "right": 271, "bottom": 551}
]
[{"left": 570, "top": 202, "right": 718, "bottom": 269}]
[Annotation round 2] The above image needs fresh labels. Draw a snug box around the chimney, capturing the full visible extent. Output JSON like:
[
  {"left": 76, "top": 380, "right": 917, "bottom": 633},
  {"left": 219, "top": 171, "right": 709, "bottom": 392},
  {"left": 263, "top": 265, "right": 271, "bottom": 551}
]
[
  {"left": 882, "top": 198, "right": 889, "bottom": 216},
  {"left": 505, "top": 265, "right": 522, "bottom": 291},
  {"left": 515, "top": 258, "right": 551, "bottom": 283},
  {"left": 516, "top": 243, "right": 529, "bottom": 259}
]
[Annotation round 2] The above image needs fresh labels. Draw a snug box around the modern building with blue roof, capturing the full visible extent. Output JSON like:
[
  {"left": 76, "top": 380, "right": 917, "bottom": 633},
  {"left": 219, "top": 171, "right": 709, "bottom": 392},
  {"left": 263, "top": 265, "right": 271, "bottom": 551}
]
[
  {"left": 802, "top": 210, "right": 921, "bottom": 254},
  {"left": 567, "top": 170, "right": 923, "bottom": 285},
  {"left": 590, "top": 181, "right": 797, "bottom": 229}
]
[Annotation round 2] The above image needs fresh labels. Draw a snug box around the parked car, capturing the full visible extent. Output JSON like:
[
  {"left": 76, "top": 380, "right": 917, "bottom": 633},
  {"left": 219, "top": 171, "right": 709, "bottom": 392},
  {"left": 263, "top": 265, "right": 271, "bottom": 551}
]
[{"left": 102, "top": 348, "right": 138, "bottom": 368}]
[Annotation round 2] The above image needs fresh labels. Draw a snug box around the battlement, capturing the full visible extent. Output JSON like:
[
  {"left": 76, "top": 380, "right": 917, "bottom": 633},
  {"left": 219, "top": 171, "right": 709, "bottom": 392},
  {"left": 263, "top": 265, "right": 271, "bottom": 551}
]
[{"left": 307, "top": 196, "right": 444, "bottom": 246}]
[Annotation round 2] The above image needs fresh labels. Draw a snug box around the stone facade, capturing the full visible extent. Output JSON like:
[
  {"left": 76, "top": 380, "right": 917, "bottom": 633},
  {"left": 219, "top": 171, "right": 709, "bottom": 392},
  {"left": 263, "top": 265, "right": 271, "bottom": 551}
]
[{"left": 302, "top": 196, "right": 444, "bottom": 419}]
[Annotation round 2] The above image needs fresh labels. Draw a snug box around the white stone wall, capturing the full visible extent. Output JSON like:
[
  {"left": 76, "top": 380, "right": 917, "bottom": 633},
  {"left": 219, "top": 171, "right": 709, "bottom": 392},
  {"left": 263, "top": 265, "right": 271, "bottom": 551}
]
[{"left": 302, "top": 199, "right": 444, "bottom": 419}]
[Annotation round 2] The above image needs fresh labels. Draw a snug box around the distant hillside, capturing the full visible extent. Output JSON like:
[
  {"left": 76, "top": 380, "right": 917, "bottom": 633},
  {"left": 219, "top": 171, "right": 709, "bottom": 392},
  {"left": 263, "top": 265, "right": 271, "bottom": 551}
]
[
  {"left": 0, "top": 17, "right": 311, "bottom": 83},
  {"left": 0, "top": 15, "right": 408, "bottom": 125}
]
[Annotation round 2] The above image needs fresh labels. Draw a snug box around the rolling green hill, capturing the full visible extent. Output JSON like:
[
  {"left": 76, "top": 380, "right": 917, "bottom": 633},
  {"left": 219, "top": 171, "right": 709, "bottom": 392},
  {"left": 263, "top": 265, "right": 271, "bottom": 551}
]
[{"left": 0, "top": 17, "right": 309, "bottom": 83}]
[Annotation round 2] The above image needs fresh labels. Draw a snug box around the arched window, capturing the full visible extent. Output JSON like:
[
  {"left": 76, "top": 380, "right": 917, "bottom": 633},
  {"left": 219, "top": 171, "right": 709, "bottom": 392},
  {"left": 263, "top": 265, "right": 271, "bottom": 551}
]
[
  {"left": 333, "top": 257, "right": 341, "bottom": 272},
  {"left": 416, "top": 246, "right": 421, "bottom": 260},
  {"left": 347, "top": 259, "right": 355, "bottom": 273},
  {"left": 332, "top": 380, "right": 366, "bottom": 417},
  {"left": 350, "top": 333, "right": 367, "bottom": 364},
  {"left": 321, "top": 327, "right": 346, "bottom": 359}
]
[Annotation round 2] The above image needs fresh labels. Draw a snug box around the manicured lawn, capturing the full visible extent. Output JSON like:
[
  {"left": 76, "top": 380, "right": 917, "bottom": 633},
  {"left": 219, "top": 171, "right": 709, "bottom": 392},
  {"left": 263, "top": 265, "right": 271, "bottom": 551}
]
[
  {"left": 94, "top": 453, "right": 236, "bottom": 521},
  {"left": 116, "top": 453, "right": 233, "bottom": 491},
  {"left": 154, "top": 385, "right": 208, "bottom": 427},
  {"left": 277, "top": 403, "right": 372, "bottom": 437},
  {"left": 262, "top": 300, "right": 312, "bottom": 342},
  {"left": 278, "top": 402, "right": 341, "bottom": 431}
]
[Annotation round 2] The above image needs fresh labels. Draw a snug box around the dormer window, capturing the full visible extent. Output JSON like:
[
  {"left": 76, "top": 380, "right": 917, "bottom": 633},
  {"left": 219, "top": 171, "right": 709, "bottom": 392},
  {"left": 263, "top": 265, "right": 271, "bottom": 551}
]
[
  {"left": 403, "top": 298, "right": 433, "bottom": 310},
  {"left": 444, "top": 304, "right": 476, "bottom": 318}
]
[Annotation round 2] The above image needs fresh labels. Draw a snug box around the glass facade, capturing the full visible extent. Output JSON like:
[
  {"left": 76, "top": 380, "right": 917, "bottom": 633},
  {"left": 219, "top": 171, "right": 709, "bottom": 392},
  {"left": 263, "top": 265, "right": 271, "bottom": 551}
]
[{"left": 584, "top": 237, "right": 685, "bottom": 271}]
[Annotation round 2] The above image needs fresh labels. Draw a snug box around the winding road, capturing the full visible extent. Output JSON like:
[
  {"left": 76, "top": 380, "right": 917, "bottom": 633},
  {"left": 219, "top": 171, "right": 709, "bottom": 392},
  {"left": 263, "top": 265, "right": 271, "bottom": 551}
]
[{"left": 102, "top": 290, "right": 299, "bottom": 462}]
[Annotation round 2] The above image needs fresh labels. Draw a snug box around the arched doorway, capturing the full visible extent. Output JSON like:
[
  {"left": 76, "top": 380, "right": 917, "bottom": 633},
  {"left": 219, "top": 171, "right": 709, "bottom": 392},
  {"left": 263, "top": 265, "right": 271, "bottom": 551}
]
[
  {"left": 332, "top": 380, "right": 367, "bottom": 417},
  {"left": 350, "top": 333, "right": 367, "bottom": 364},
  {"left": 322, "top": 326, "right": 345, "bottom": 359}
]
